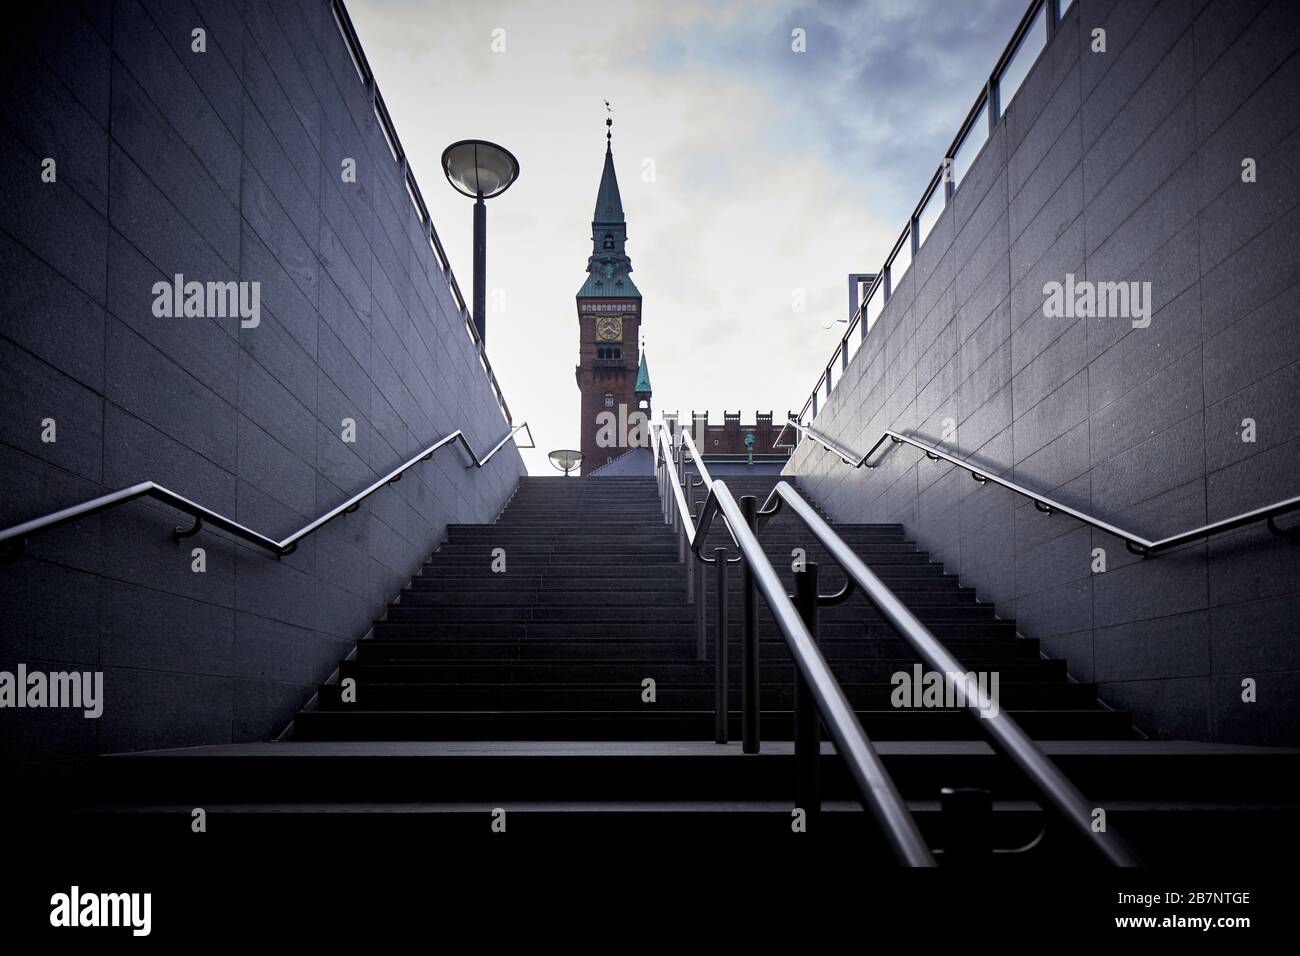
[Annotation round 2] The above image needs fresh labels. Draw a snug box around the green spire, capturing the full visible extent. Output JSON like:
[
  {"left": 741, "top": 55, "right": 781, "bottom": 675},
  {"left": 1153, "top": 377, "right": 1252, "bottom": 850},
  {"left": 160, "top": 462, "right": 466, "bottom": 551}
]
[
  {"left": 578, "top": 116, "right": 640, "bottom": 298},
  {"left": 635, "top": 351, "right": 652, "bottom": 394},
  {"left": 593, "top": 140, "right": 625, "bottom": 222}
]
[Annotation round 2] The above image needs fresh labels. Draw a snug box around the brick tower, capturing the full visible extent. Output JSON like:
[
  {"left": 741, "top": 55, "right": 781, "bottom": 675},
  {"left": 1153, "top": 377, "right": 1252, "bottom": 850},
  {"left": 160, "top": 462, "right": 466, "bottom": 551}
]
[{"left": 574, "top": 116, "right": 647, "bottom": 474}]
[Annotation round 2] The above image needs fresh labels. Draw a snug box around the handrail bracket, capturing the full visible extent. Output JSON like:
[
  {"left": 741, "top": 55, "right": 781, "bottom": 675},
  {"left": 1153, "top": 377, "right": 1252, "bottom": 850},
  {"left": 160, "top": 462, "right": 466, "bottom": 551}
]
[
  {"left": 173, "top": 515, "right": 203, "bottom": 541},
  {"left": 1267, "top": 514, "right": 1300, "bottom": 542}
]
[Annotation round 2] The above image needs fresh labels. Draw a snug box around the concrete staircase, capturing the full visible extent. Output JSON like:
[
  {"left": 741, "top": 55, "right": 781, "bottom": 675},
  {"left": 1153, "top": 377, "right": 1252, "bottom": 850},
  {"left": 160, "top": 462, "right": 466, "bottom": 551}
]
[
  {"left": 28, "top": 474, "right": 1300, "bottom": 864},
  {"left": 292, "top": 474, "right": 1132, "bottom": 741}
]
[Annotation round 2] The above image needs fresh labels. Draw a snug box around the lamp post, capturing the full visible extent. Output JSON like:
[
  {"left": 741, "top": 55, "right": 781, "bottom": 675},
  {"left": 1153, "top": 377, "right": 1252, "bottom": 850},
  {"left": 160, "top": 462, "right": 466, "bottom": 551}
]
[{"left": 440, "top": 140, "right": 520, "bottom": 346}]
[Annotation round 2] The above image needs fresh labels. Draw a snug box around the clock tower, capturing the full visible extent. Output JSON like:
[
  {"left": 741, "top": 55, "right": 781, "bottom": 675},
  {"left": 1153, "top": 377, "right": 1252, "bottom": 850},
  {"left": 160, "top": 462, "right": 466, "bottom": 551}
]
[{"left": 575, "top": 117, "right": 648, "bottom": 474}]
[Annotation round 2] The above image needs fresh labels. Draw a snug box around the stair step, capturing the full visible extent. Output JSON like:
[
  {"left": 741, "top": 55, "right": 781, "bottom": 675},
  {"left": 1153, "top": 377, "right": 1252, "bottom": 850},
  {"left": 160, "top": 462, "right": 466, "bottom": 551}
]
[
  {"left": 65, "top": 798, "right": 1300, "bottom": 866},
  {"left": 356, "top": 637, "right": 1042, "bottom": 661},
  {"left": 28, "top": 741, "right": 1292, "bottom": 806},
  {"left": 404, "top": 578, "right": 969, "bottom": 596},
  {"left": 313, "top": 682, "right": 1101, "bottom": 711},
  {"left": 291, "top": 708, "right": 1134, "bottom": 741},
  {"left": 433, "top": 544, "right": 682, "bottom": 556},
  {"left": 402, "top": 584, "right": 981, "bottom": 604},
  {"left": 338, "top": 658, "right": 1069, "bottom": 683},
  {"left": 369, "top": 621, "right": 1021, "bottom": 640},
  {"left": 415, "top": 564, "right": 950, "bottom": 579}
]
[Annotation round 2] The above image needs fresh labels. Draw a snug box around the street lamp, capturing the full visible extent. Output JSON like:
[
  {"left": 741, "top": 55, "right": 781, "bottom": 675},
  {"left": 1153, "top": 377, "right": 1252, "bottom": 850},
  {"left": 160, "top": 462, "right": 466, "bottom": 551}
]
[
  {"left": 440, "top": 140, "right": 520, "bottom": 346},
  {"left": 548, "top": 449, "right": 583, "bottom": 477}
]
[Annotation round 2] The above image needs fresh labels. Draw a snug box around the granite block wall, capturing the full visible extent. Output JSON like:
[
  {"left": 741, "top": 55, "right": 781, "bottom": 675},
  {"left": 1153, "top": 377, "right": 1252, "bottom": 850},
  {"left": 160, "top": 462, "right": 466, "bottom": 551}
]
[
  {"left": 0, "top": 0, "right": 525, "bottom": 761},
  {"left": 787, "top": 0, "right": 1300, "bottom": 744}
]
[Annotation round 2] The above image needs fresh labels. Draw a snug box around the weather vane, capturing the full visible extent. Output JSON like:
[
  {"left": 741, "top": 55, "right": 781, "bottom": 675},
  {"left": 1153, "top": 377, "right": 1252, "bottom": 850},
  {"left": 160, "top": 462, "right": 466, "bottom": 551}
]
[{"left": 604, "top": 100, "right": 613, "bottom": 142}]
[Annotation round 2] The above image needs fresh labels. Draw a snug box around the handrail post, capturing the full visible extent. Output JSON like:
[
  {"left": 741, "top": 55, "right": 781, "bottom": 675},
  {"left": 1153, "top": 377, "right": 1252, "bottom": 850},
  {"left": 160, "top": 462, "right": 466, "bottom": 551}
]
[
  {"left": 696, "top": 554, "right": 707, "bottom": 660},
  {"left": 714, "top": 547, "right": 729, "bottom": 744},
  {"left": 682, "top": 533, "right": 694, "bottom": 620},
  {"left": 740, "top": 495, "right": 760, "bottom": 754},
  {"left": 688, "top": 473, "right": 706, "bottom": 659},
  {"left": 669, "top": 451, "right": 680, "bottom": 534},
  {"left": 696, "top": 486, "right": 707, "bottom": 658},
  {"left": 656, "top": 451, "right": 666, "bottom": 522},
  {"left": 792, "top": 563, "right": 821, "bottom": 828},
  {"left": 675, "top": 434, "right": 686, "bottom": 494},
  {"left": 664, "top": 466, "right": 672, "bottom": 524}
]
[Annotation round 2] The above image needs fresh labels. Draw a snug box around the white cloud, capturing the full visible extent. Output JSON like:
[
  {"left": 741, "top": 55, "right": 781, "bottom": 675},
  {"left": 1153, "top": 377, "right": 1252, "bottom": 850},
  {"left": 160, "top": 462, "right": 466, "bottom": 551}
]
[{"left": 347, "top": 0, "right": 1025, "bottom": 471}]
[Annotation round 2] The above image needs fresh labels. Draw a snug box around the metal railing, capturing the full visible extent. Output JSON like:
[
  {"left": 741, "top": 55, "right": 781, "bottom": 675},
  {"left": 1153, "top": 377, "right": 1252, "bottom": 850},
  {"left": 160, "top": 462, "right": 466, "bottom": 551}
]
[
  {"left": 797, "top": 0, "right": 1067, "bottom": 424},
  {"left": 649, "top": 422, "right": 935, "bottom": 866},
  {"left": 757, "top": 481, "right": 1140, "bottom": 867},
  {"left": 650, "top": 418, "right": 1141, "bottom": 866},
  {"left": 329, "top": 0, "right": 514, "bottom": 426},
  {"left": 0, "top": 423, "right": 533, "bottom": 561},
  {"left": 782, "top": 417, "right": 1300, "bottom": 557}
]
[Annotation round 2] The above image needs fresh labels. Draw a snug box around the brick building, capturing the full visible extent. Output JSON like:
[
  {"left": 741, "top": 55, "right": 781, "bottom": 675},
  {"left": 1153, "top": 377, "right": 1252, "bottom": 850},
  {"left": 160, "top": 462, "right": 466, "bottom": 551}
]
[
  {"left": 575, "top": 121, "right": 790, "bottom": 477},
  {"left": 574, "top": 119, "right": 648, "bottom": 474},
  {"left": 663, "top": 411, "right": 796, "bottom": 470}
]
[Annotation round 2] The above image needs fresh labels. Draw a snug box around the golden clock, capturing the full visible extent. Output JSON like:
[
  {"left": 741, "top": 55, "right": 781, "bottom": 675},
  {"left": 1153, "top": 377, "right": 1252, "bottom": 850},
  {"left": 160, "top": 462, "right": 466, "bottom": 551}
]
[{"left": 595, "top": 316, "right": 623, "bottom": 341}]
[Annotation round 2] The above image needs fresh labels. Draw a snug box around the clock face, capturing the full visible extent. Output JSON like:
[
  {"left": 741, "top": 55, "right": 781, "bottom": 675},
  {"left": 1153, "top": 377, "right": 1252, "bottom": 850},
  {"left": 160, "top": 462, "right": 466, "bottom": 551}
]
[{"left": 595, "top": 316, "right": 623, "bottom": 341}]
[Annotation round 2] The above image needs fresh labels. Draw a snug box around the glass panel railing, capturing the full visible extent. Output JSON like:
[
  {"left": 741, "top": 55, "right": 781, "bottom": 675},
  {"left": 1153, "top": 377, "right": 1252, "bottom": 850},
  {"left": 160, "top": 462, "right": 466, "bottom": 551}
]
[
  {"left": 796, "top": 0, "right": 1058, "bottom": 436},
  {"left": 826, "top": 349, "right": 839, "bottom": 394},
  {"left": 996, "top": 2, "right": 1047, "bottom": 116},
  {"left": 951, "top": 100, "right": 988, "bottom": 187},
  {"left": 888, "top": 228, "right": 912, "bottom": 287},
  {"left": 846, "top": 319, "right": 863, "bottom": 364},
  {"left": 916, "top": 178, "right": 944, "bottom": 249},
  {"left": 865, "top": 280, "right": 883, "bottom": 332}
]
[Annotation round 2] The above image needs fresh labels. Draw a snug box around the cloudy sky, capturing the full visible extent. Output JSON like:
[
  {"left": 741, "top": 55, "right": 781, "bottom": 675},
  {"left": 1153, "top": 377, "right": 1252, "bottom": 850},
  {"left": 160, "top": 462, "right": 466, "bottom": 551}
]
[{"left": 348, "top": 0, "right": 1027, "bottom": 473}]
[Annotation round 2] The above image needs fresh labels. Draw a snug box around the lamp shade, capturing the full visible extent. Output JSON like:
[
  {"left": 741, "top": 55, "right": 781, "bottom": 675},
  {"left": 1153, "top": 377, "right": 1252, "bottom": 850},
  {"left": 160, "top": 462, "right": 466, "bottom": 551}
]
[
  {"left": 441, "top": 140, "right": 520, "bottom": 199},
  {"left": 548, "top": 449, "right": 583, "bottom": 475}
]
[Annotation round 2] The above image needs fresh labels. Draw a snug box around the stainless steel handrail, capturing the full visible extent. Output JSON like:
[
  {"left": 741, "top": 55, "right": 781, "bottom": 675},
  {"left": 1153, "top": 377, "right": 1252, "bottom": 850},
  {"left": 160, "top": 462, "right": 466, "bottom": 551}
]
[
  {"left": 783, "top": 417, "right": 1300, "bottom": 556},
  {"left": 0, "top": 423, "right": 534, "bottom": 559},
  {"left": 649, "top": 424, "right": 742, "bottom": 557},
  {"left": 650, "top": 418, "right": 1140, "bottom": 864},
  {"left": 649, "top": 425, "right": 696, "bottom": 543},
  {"left": 649, "top": 423, "right": 736, "bottom": 664},
  {"left": 759, "top": 481, "right": 1142, "bottom": 867},
  {"left": 708, "top": 479, "right": 935, "bottom": 866},
  {"left": 647, "top": 421, "right": 935, "bottom": 866},
  {"left": 678, "top": 429, "right": 740, "bottom": 551}
]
